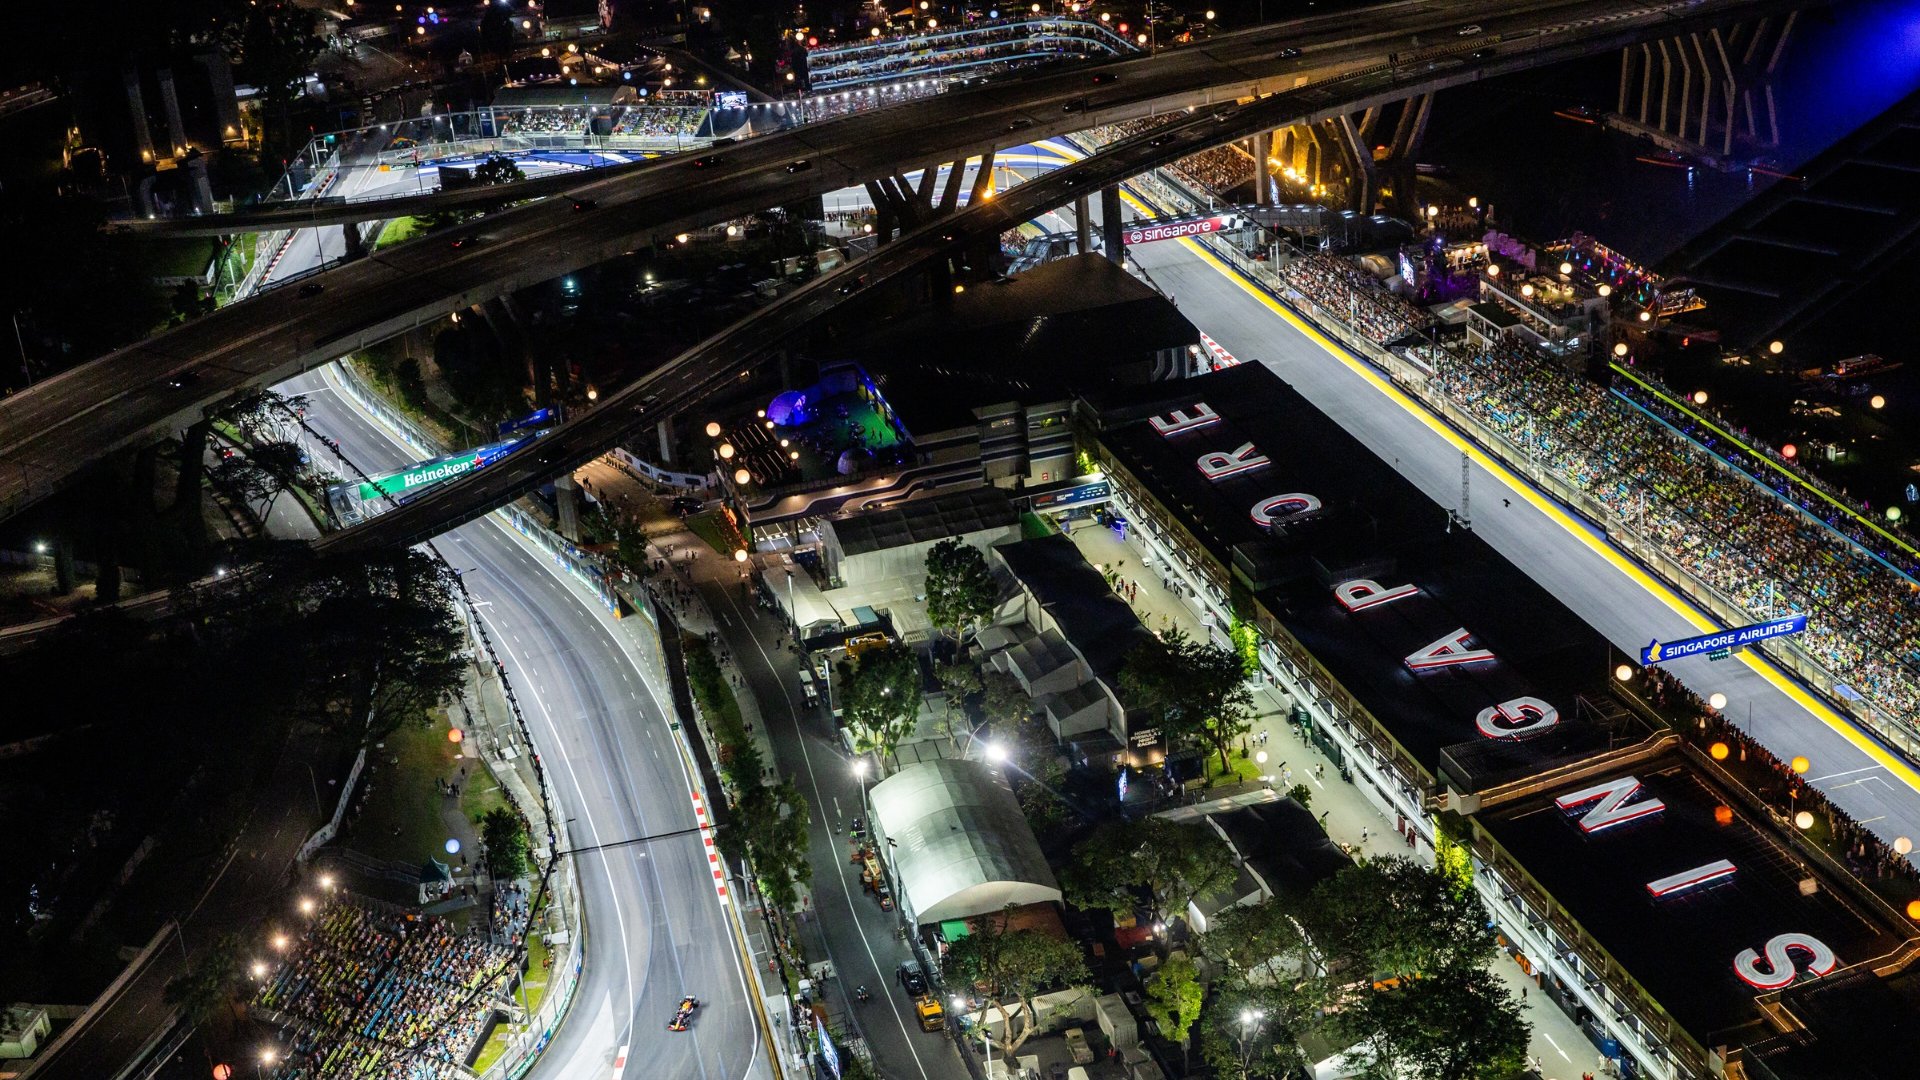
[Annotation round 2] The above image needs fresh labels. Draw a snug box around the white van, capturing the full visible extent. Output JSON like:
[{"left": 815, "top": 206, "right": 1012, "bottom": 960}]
[{"left": 798, "top": 667, "right": 820, "bottom": 708}]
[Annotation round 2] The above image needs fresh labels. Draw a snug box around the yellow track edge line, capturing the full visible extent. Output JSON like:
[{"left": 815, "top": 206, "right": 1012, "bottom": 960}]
[{"left": 1178, "top": 237, "right": 1920, "bottom": 797}]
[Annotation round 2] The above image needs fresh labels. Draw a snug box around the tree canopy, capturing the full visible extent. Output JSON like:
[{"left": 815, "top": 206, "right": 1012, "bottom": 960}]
[
  {"left": 839, "top": 643, "right": 920, "bottom": 768},
  {"left": 1145, "top": 953, "right": 1205, "bottom": 1055},
  {"left": 1296, "top": 855, "right": 1492, "bottom": 982},
  {"left": 1121, "top": 627, "right": 1254, "bottom": 774},
  {"left": 941, "top": 906, "right": 1089, "bottom": 1065},
  {"left": 1060, "top": 816, "right": 1238, "bottom": 929},
  {"left": 924, "top": 538, "right": 998, "bottom": 644}
]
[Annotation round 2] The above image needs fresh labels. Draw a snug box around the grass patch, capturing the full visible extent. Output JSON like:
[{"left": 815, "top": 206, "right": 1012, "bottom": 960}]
[
  {"left": 470, "top": 933, "right": 555, "bottom": 1072},
  {"left": 1205, "top": 749, "right": 1263, "bottom": 786},
  {"left": 374, "top": 216, "right": 424, "bottom": 250},
  {"left": 683, "top": 510, "right": 735, "bottom": 555},
  {"left": 349, "top": 710, "right": 467, "bottom": 867},
  {"left": 460, "top": 757, "right": 510, "bottom": 825},
  {"left": 1019, "top": 511, "right": 1057, "bottom": 540}
]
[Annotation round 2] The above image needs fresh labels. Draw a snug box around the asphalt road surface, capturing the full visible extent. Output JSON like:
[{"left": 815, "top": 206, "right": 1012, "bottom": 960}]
[{"left": 285, "top": 364, "right": 775, "bottom": 1080}]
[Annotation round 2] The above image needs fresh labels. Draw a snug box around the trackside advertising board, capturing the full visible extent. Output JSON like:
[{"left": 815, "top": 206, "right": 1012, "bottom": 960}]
[{"left": 1641, "top": 614, "right": 1807, "bottom": 666}]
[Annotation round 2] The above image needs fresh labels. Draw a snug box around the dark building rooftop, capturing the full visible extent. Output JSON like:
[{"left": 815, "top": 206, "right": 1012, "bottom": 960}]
[
  {"left": 1093, "top": 363, "right": 1626, "bottom": 785},
  {"left": 994, "top": 533, "right": 1158, "bottom": 683},
  {"left": 1212, "top": 799, "right": 1354, "bottom": 901},
  {"left": 848, "top": 253, "right": 1201, "bottom": 435},
  {"left": 829, "top": 486, "right": 1018, "bottom": 558}
]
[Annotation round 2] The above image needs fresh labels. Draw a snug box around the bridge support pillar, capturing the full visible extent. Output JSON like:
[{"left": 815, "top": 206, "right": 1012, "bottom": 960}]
[
  {"left": 342, "top": 222, "right": 367, "bottom": 261},
  {"left": 1251, "top": 131, "right": 1272, "bottom": 205},
  {"left": 1100, "top": 185, "right": 1124, "bottom": 266},
  {"left": 555, "top": 473, "right": 582, "bottom": 543},
  {"left": 1614, "top": 14, "right": 1794, "bottom": 162},
  {"left": 1074, "top": 194, "right": 1092, "bottom": 256},
  {"left": 657, "top": 419, "right": 674, "bottom": 464},
  {"left": 124, "top": 67, "right": 157, "bottom": 167}
]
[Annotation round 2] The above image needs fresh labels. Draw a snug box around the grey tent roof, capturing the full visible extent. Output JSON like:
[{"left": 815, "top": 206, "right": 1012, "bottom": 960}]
[{"left": 870, "top": 759, "right": 1060, "bottom": 924}]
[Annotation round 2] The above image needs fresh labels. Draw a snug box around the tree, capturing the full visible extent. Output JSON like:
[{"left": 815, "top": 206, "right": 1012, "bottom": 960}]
[
  {"left": 164, "top": 933, "right": 246, "bottom": 1025},
  {"left": 934, "top": 660, "right": 981, "bottom": 746},
  {"left": 721, "top": 777, "right": 812, "bottom": 913},
  {"left": 1198, "top": 899, "right": 1311, "bottom": 988},
  {"left": 211, "top": 441, "right": 307, "bottom": 524},
  {"left": 1198, "top": 987, "right": 1315, "bottom": 1080},
  {"left": 1336, "top": 963, "right": 1529, "bottom": 1080},
  {"left": 941, "top": 906, "right": 1090, "bottom": 1067},
  {"left": 924, "top": 538, "right": 997, "bottom": 644},
  {"left": 1145, "top": 954, "right": 1205, "bottom": 1068},
  {"left": 473, "top": 154, "right": 527, "bottom": 186},
  {"left": 232, "top": 0, "right": 319, "bottom": 161},
  {"left": 1121, "top": 627, "right": 1253, "bottom": 775},
  {"left": 1296, "top": 856, "right": 1492, "bottom": 983},
  {"left": 980, "top": 669, "right": 1031, "bottom": 727},
  {"left": 481, "top": 807, "right": 531, "bottom": 879},
  {"left": 1060, "top": 817, "right": 1238, "bottom": 930},
  {"left": 839, "top": 643, "right": 920, "bottom": 768}
]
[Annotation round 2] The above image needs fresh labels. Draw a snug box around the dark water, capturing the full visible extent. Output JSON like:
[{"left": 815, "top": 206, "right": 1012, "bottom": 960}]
[{"left": 1414, "top": 0, "right": 1920, "bottom": 508}]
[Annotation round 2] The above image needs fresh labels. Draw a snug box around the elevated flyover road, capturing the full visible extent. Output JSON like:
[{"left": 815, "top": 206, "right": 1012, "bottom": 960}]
[
  {"left": 0, "top": 0, "right": 1785, "bottom": 526},
  {"left": 314, "top": 0, "right": 1799, "bottom": 557},
  {"left": 116, "top": 0, "right": 1718, "bottom": 239}
]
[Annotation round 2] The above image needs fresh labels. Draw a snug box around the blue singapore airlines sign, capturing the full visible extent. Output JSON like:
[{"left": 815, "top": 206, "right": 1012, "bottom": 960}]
[{"left": 1642, "top": 615, "right": 1807, "bottom": 665}]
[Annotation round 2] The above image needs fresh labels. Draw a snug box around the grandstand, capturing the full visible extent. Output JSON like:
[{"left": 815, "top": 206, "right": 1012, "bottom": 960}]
[{"left": 807, "top": 16, "right": 1136, "bottom": 91}]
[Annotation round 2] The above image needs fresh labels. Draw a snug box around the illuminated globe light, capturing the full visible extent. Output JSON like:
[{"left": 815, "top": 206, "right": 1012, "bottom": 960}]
[
  {"left": 446, "top": 839, "right": 461, "bottom": 855},
  {"left": 1692, "top": 390, "right": 1709, "bottom": 406},
  {"left": 734, "top": 549, "right": 749, "bottom": 563},
  {"left": 1468, "top": 196, "right": 1479, "bottom": 208},
  {"left": 1639, "top": 309, "right": 1652, "bottom": 322},
  {"left": 1520, "top": 284, "right": 1535, "bottom": 298},
  {"left": 1597, "top": 283, "right": 1612, "bottom": 297},
  {"left": 1710, "top": 742, "right": 1730, "bottom": 760},
  {"left": 1896, "top": 836, "right": 1914, "bottom": 855},
  {"left": 1559, "top": 261, "right": 1573, "bottom": 275},
  {"left": 735, "top": 468, "right": 752, "bottom": 484},
  {"left": 1889, "top": 506, "right": 1903, "bottom": 523},
  {"left": 1872, "top": 394, "right": 1887, "bottom": 410},
  {"left": 789, "top": 451, "right": 800, "bottom": 460},
  {"left": 718, "top": 443, "right": 735, "bottom": 459},
  {"left": 705, "top": 421, "right": 722, "bottom": 437},
  {"left": 1709, "top": 692, "right": 1727, "bottom": 711},
  {"left": 448, "top": 727, "right": 463, "bottom": 744},
  {"left": 1426, "top": 204, "right": 1439, "bottom": 219},
  {"left": 1715, "top": 805, "right": 1734, "bottom": 825},
  {"left": 675, "top": 233, "right": 690, "bottom": 244},
  {"left": 1791, "top": 755, "right": 1811, "bottom": 774},
  {"left": 1782, "top": 443, "right": 1797, "bottom": 460},
  {"left": 1614, "top": 663, "right": 1634, "bottom": 682},
  {"left": 1614, "top": 343, "right": 1629, "bottom": 358},
  {"left": 872, "top": 27, "right": 881, "bottom": 36},
  {"left": 1769, "top": 340, "right": 1785, "bottom": 355},
  {"left": 1908, "top": 899, "right": 1920, "bottom": 921},
  {"left": 215, "top": 1065, "right": 234, "bottom": 1080},
  {"left": 1795, "top": 810, "right": 1815, "bottom": 830},
  {"left": 1485, "top": 263, "right": 1500, "bottom": 278},
  {"left": 1137, "top": 32, "right": 1148, "bottom": 44}
]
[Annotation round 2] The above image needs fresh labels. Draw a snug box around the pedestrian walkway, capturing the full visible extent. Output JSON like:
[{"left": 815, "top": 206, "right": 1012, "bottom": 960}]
[{"left": 1060, "top": 518, "right": 1601, "bottom": 1074}]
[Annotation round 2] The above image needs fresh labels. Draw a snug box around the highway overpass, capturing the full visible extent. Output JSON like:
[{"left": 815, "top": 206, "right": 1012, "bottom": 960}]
[
  {"left": 311, "top": 0, "right": 1809, "bottom": 556},
  {"left": 0, "top": 0, "right": 1796, "bottom": 529}
]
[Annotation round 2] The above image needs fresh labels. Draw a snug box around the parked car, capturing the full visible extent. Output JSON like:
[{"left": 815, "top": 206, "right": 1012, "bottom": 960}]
[
  {"left": 297, "top": 282, "right": 326, "bottom": 298},
  {"left": 897, "top": 961, "right": 928, "bottom": 996}
]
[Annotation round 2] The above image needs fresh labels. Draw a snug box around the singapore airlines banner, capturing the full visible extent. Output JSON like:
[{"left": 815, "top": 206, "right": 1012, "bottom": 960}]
[
  {"left": 1641, "top": 614, "right": 1806, "bottom": 666},
  {"left": 1124, "top": 215, "right": 1237, "bottom": 245}
]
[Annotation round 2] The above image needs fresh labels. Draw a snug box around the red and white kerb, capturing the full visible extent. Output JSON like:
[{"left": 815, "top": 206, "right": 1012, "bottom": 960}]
[{"left": 690, "top": 789, "right": 728, "bottom": 905}]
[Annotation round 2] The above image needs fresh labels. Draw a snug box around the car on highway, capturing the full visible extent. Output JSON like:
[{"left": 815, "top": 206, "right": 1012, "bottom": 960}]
[
  {"left": 572, "top": 198, "right": 597, "bottom": 211},
  {"left": 1062, "top": 99, "right": 1091, "bottom": 113},
  {"left": 450, "top": 233, "right": 482, "bottom": 249},
  {"left": 670, "top": 495, "right": 704, "bottom": 516},
  {"left": 897, "top": 961, "right": 928, "bottom": 996},
  {"left": 785, "top": 159, "right": 813, "bottom": 174},
  {"left": 1278, "top": 46, "right": 1302, "bottom": 58},
  {"left": 1005, "top": 117, "right": 1034, "bottom": 132},
  {"left": 297, "top": 282, "right": 326, "bottom": 298},
  {"left": 689, "top": 153, "right": 720, "bottom": 168},
  {"left": 1090, "top": 72, "right": 1118, "bottom": 85},
  {"left": 164, "top": 370, "right": 201, "bottom": 390},
  {"left": 668, "top": 995, "right": 700, "bottom": 1031},
  {"left": 1457, "top": 23, "right": 1483, "bottom": 35}
]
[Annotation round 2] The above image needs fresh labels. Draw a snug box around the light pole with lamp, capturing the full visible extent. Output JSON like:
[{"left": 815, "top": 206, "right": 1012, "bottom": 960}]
[{"left": 1235, "top": 1007, "right": 1267, "bottom": 1078}]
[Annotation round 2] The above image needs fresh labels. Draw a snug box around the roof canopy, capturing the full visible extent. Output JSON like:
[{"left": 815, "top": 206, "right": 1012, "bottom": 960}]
[{"left": 871, "top": 759, "right": 1060, "bottom": 925}]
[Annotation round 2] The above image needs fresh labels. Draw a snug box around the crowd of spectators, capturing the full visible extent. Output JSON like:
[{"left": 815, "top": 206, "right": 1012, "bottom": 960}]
[
  {"left": 1432, "top": 335, "right": 1920, "bottom": 721},
  {"left": 257, "top": 897, "right": 517, "bottom": 1080},
  {"left": 1086, "top": 117, "right": 1257, "bottom": 198},
  {"left": 1280, "top": 254, "right": 1435, "bottom": 343},
  {"left": 769, "top": 80, "right": 943, "bottom": 125},
  {"left": 611, "top": 105, "right": 707, "bottom": 137},
  {"left": 498, "top": 106, "right": 590, "bottom": 135}
]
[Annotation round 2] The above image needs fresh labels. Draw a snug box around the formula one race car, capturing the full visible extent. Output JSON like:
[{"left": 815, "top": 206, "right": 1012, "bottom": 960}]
[{"left": 668, "top": 996, "right": 700, "bottom": 1031}]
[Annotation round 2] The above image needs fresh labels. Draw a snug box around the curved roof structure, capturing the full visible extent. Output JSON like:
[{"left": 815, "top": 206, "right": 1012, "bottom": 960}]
[{"left": 870, "top": 759, "right": 1060, "bottom": 925}]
